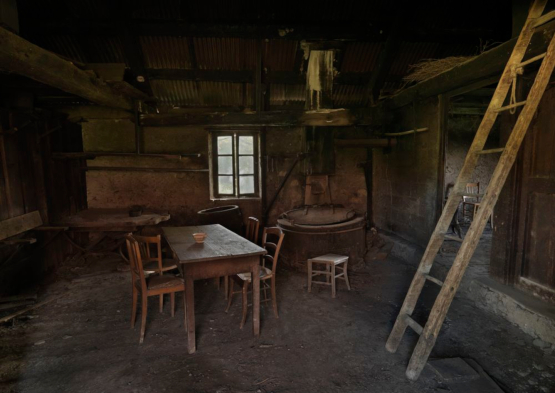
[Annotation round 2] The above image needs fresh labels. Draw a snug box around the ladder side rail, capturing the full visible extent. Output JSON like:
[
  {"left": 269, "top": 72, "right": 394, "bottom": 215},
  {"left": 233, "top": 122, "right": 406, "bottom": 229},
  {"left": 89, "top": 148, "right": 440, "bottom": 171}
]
[
  {"left": 406, "top": 28, "right": 555, "bottom": 381},
  {"left": 385, "top": 0, "right": 547, "bottom": 354}
]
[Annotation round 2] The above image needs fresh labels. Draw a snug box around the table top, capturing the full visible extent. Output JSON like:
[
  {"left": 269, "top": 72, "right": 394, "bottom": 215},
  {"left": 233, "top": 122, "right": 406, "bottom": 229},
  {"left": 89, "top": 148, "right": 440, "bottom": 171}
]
[
  {"left": 163, "top": 224, "right": 266, "bottom": 264},
  {"left": 55, "top": 208, "right": 170, "bottom": 228}
]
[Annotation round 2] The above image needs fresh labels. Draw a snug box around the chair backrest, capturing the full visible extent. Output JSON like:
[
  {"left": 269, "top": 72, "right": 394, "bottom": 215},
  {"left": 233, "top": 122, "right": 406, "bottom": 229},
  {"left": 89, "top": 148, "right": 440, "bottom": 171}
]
[
  {"left": 261, "top": 227, "right": 285, "bottom": 275},
  {"left": 134, "top": 234, "right": 163, "bottom": 271},
  {"left": 464, "top": 182, "right": 480, "bottom": 202},
  {"left": 245, "top": 217, "right": 260, "bottom": 244},
  {"left": 125, "top": 235, "right": 147, "bottom": 290}
]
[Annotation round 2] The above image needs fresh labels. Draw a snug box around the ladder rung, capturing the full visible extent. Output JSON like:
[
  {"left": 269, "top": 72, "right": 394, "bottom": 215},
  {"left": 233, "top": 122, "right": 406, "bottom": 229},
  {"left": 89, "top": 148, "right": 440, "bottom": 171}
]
[
  {"left": 477, "top": 148, "right": 505, "bottom": 155},
  {"left": 516, "top": 53, "right": 547, "bottom": 69},
  {"left": 532, "top": 10, "right": 555, "bottom": 28},
  {"left": 494, "top": 101, "right": 527, "bottom": 112},
  {"left": 444, "top": 235, "right": 463, "bottom": 243},
  {"left": 402, "top": 314, "right": 423, "bottom": 335},
  {"left": 423, "top": 274, "right": 444, "bottom": 287},
  {"left": 454, "top": 192, "right": 483, "bottom": 197}
]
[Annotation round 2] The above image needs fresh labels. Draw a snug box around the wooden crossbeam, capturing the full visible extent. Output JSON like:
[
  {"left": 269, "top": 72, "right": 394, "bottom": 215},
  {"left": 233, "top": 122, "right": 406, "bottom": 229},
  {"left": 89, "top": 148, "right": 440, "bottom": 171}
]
[{"left": 0, "top": 27, "right": 133, "bottom": 110}]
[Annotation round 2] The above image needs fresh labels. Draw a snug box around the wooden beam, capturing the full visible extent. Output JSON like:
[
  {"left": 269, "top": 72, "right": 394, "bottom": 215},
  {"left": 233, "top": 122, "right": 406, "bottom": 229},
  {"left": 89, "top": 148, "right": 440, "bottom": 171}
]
[
  {"left": 147, "top": 68, "right": 400, "bottom": 86},
  {"left": 0, "top": 211, "right": 43, "bottom": 241},
  {"left": 140, "top": 108, "right": 380, "bottom": 127},
  {"left": 0, "top": 27, "right": 133, "bottom": 110},
  {"left": 385, "top": 19, "right": 555, "bottom": 109}
]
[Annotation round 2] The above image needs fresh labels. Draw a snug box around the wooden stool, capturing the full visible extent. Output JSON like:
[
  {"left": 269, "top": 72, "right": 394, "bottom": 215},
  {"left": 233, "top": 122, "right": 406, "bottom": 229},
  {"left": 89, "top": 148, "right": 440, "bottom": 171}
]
[{"left": 308, "top": 254, "right": 351, "bottom": 298}]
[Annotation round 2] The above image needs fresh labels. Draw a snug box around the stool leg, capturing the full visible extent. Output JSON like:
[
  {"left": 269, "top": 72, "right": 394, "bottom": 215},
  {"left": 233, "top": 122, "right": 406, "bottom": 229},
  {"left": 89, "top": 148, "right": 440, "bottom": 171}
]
[
  {"left": 343, "top": 261, "right": 351, "bottom": 291},
  {"left": 308, "top": 260, "right": 312, "bottom": 292},
  {"left": 331, "top": 263, "right": 336, "bottom": 298}
]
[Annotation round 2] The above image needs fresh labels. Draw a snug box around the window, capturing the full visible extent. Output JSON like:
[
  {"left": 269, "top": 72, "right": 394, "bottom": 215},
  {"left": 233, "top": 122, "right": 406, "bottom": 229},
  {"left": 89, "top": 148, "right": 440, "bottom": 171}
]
[{"left": 210, "top": 131, "right": 260, "bottom": 199}]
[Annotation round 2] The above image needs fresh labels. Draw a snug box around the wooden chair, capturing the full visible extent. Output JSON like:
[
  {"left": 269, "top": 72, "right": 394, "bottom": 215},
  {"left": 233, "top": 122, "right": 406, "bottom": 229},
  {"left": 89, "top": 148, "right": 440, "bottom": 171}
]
[
  {"left": 125, "top": 235, "right": 186, "bottom": 344},
  {"left": 462, "top": 182, "right": 480, "bottom": 222},
  {"left": 308, "top": 254, "right": 351, "bottom": 298},
  {"left": 225, "top": 227, "right": 284, "bottom": 329},
  {"left": 134, "top": 234, "right": 179, "bottom": 312},
  {"left": 245, "top": 217, "right": 260, "bottom": 244},
  {"left": 223, "top": 217, "right": 260, "bottom": 299}
]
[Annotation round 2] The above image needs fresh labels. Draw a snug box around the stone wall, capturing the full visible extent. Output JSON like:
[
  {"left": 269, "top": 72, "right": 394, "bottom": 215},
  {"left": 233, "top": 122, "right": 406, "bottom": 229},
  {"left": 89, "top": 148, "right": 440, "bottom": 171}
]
[
  {"left": 82, "top": 121, "right": 367, "bottom": 228},
  {"left": 373, "top": 96, "right": 442, "bottom": 246}
]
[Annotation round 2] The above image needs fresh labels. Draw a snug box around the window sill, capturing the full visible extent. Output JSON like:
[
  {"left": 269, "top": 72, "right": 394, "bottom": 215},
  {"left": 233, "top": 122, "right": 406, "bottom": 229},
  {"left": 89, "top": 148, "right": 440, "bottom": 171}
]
[{"left": 210, "top": 196, "right": 261, "bottom": 201}]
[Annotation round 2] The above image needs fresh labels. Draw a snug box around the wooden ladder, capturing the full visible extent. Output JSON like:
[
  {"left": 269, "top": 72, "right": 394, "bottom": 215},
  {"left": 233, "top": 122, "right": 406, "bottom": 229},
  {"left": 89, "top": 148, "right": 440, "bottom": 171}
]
[{"left": 385, "top": 0, "right": 555, "bottom": 381}]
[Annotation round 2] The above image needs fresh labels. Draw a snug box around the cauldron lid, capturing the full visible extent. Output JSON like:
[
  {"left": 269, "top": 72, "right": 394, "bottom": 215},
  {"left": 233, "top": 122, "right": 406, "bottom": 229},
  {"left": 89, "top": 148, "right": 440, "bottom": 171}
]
[{"left": 279, "top": 205, "right": 356, "bottom": 226}]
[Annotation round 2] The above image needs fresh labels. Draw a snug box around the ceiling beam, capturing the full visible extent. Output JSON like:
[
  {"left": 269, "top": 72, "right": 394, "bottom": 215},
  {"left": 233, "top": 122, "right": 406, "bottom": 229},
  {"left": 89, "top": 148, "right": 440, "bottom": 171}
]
[
  {"left": 384, "top": 19, "right": 555, "bottom": 109},
  {"left": 146, "top": 68, "right": 401, "bottom": 86},
  {"left": 140, "top": 108, "right": 382, "bottom": 127},
  {"left": 0, "top": 27, "right": 133, "bottom": 110},
  {"left": 21, "top": 20, "right": 499, "bottom": 44}
]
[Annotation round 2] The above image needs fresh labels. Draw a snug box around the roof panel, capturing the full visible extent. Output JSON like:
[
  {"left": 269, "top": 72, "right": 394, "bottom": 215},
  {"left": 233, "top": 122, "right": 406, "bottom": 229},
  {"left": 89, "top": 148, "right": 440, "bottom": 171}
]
[{"left": 140, "top": 36, "right": 192, "bottom": 69}]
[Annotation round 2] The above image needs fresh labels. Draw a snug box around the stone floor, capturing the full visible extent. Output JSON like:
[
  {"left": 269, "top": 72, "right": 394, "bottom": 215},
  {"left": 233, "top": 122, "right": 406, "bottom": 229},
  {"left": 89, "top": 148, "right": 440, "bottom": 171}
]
[{"left": 0, "top": 247, "right": 554, "bottom": 393}]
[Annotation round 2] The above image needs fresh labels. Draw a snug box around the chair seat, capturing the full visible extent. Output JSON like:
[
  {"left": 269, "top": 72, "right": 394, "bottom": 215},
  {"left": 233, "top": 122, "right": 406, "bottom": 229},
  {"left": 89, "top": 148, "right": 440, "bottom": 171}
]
[
  {"left": 237, "top": 266, "right": 272, "bottom": 281},
  {"left": 146, "top": 275, "right": 184, "bottom": 290},
  {"left": 142, "top": 259, "right": 179, "bottom": 273},
  {"left": 309, "top": 254, "right": 348, "bottom": 265}
]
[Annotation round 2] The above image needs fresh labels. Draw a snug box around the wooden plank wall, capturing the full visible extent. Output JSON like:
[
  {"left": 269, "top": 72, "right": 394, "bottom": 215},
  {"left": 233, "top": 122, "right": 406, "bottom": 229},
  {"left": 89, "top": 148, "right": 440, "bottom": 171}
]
[{"left": 0, "top": 109, "right": 87, "bottom": 294}]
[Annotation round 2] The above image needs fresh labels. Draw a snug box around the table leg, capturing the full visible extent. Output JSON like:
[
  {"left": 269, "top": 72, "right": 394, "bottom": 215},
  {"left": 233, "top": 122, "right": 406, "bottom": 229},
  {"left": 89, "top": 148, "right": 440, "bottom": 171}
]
[
  {"left": 252, "top": 263, "right": 260, "bottom": 337},
  {"left": 185, "top": 276, "right": 196, "bottom": 354}
]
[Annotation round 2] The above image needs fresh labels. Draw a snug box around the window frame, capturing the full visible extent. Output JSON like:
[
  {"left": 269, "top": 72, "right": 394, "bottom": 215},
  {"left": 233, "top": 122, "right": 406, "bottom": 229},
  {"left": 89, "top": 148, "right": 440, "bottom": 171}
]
[{"left": 209, "top": 130, "right": 261, "bottom": 200}]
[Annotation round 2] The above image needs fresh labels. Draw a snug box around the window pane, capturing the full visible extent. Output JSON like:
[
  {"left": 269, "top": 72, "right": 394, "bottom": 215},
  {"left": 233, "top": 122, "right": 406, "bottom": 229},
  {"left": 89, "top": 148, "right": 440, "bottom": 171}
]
[
  {"left": 218, "top": 156, "right": 233, "bottom": 175},
  {"left": 239, "top": 156, "right": 254, "bottom": 174},
  {"left": 239, "top": 175, "right": 255, "bottom": 194},
  {"left": 217, "top": 136, "right": 232, "bottom": 154},
  {"left": 239, "top": 136, "right": 254, "bottom": 154},
  {"left": 218, "top": 176, "right": 234, "bottom": 195}
]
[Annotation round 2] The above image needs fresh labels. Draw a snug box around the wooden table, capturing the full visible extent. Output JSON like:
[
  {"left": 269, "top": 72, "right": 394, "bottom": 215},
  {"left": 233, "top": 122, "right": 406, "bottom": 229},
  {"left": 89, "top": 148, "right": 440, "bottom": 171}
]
[
  {"left": 163, "top": 224, "right": 266, "bottom": 354},
  {"left": 55, "top": 208, "right": 170, "bottom": 258}
]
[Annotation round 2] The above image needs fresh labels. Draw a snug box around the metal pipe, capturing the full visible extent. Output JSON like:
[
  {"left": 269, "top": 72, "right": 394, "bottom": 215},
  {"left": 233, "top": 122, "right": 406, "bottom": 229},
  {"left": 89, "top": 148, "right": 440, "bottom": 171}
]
[
  {"left": 383, "top": 127, "right": 428, "bottom": 137},
  {"left": 335, "top": 138, "right": 397, "bottom": 148}
]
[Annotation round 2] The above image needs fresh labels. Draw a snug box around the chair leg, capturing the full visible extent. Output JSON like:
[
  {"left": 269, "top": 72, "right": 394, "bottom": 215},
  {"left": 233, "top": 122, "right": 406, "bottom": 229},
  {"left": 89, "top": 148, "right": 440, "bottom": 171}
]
[
  {"left": 170, "top": 292, "right": 175, "bottom": 317},
  {"left": 308, "top": 260, "right": 312, "bottom": 292},
  {"left": 271, "top": 277, "right": 278, "bottom": 318},
  {"left": 343, "top": 262, "right": 351, "bottom": 291},
  {"left": 140, "top": 295, "right": 148, "bottom": 344},
  {"left": 131, "top": 285, "right": 138, "bottom": 328},
  {"left": 159, "top": 294, "right": 164, "bottom": 313},
  {"left": 225, "top": 280, "right": 234, "bottom": 313},
  {"left": 331, "top": 264, "right": 336, "bottom": 298},
  {"left": 240, "top": 281, "right": 248, "bottom": 329}
]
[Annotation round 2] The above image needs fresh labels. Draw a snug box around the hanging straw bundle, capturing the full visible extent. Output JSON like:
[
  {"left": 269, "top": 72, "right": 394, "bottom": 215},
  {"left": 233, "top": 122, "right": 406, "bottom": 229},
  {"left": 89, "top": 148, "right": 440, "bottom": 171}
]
[{"left": 402, "top": 56, "right": 476, "bottom": 84}]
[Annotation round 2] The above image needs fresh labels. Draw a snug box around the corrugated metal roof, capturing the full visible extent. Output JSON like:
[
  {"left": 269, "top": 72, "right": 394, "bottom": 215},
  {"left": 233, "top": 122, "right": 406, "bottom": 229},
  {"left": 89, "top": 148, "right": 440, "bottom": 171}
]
[
  {"left": 264, "top": 40, "right": 298, "bottom": 72},
  {"left": 390, "top": 42, "right": 440, "bottom": 76},
  {"left": 194, "top": 37, "right": 258, "bottom": 70},
  {"left": 270, "top": 84, "right": 305, "bottom": 106},
  {"left": 341, "top": 42, "right": 382, "bottom": 73},
  {"left": 333, "top": 85, "right": 366, "bottom": 107},
  {"left": 140, "top": 36, "right": 192, "bottom": 69},
  {"left": 151, "top": 80, "right": 252, "bottom": 107},
  {"left": 41, "top": 35, "right": 87, "bottom": 64}
]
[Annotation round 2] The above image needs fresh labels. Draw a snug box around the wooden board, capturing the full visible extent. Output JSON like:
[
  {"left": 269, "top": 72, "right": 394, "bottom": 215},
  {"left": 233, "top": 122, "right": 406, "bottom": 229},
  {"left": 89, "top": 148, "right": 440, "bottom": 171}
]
[
  {"left": 54, "top": 208, "right": 170, "bottom": 229},
  {"left": 163, "top": 224, "right": 266, "bottom": 264},
  {"left": 0, "top": 211, "right": 42, "bottom": 240}
]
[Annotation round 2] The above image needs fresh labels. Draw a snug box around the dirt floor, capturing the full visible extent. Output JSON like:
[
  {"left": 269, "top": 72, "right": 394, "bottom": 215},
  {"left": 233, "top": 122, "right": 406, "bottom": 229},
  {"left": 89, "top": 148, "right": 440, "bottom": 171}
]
[{"left": 1, "top": 246, "right": 554, "bottom": 393}]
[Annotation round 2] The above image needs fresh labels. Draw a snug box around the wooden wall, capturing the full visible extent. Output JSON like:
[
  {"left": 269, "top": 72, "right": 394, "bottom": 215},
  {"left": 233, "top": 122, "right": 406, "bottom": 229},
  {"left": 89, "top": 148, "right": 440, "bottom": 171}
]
[{"left": 0, "top": 109, "right": 87, "bottom": 294}]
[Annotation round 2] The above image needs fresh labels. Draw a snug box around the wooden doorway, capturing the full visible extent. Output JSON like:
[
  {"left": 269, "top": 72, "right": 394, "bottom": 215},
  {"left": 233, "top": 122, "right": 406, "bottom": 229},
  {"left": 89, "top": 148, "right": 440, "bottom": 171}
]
[{"left": 514, "top": 87, "right": 555, "bottom": 304}]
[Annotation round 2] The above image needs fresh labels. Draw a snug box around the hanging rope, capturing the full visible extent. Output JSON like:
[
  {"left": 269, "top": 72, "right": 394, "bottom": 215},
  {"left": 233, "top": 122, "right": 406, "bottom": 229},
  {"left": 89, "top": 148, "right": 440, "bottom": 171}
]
[{"left": 509, "top": 67, "right": 520, "bottom": 114}]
